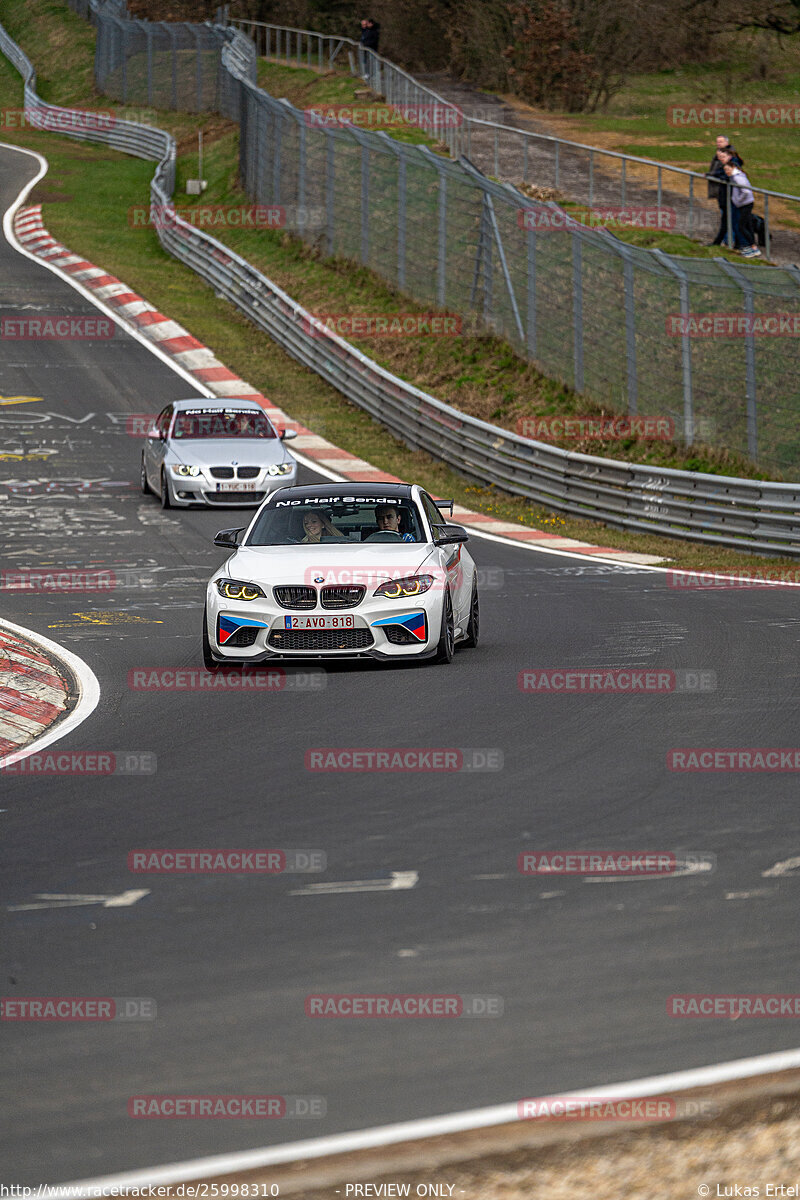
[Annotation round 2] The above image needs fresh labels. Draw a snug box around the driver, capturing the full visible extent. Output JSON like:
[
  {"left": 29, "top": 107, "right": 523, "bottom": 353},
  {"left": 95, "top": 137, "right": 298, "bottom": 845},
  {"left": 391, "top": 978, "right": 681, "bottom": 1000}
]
[{"left": 375, "top": 504, "right": 414, "bottom": 542}]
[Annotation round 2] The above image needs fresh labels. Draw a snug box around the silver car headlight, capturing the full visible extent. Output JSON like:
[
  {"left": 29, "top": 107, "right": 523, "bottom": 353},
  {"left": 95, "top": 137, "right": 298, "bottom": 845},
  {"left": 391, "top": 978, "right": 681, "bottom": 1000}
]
[
  {"left": 172, "top": 464, "right": 201, "bottom": 477},
  {"left": 267, "top": 462, "right": 294, "bottom": 476}
]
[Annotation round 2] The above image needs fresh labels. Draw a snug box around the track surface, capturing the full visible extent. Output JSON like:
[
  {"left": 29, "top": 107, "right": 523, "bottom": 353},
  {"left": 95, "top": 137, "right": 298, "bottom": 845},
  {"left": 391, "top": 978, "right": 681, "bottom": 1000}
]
[{"left": 2, "top": 143, "right": 800, "bottom": 1184}]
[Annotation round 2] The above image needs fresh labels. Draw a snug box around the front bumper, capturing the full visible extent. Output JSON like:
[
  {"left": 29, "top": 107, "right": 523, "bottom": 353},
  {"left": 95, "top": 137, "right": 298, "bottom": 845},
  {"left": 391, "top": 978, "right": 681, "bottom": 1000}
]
[
  {"left": 205, "top": 587, "right": 442, "bottom": 661},
  {"left": 171, "top": 465, "right": 297, "bottom": 506}
]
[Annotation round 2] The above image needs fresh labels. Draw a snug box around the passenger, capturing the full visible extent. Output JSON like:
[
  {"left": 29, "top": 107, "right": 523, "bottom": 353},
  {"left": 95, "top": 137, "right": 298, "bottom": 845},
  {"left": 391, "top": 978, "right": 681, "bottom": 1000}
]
[
  {"left": 375, "top": 504, "right": 414, "bottom": 542},
  {"left": 301, "top": 511, "right": 343, "bottom": 543}
]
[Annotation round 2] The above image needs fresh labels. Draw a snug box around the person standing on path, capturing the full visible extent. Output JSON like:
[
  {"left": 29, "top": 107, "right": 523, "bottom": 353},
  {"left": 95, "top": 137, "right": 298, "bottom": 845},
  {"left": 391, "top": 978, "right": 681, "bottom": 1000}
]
[
  {"left": 722, "top": 158, "right": 761, "bottom": 257},
  {"left": 706, "top": 135, "right": 742, "bottom": 246},
  {"left": 360, "top": 18, "right": 380, "bottom": 50}
]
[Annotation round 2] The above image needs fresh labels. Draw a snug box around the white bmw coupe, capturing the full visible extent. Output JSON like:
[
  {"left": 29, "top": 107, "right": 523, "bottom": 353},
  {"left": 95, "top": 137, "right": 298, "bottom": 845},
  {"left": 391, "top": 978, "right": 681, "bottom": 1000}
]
[{"left": 203, "top": 482, "right": 480, "bottom": 666}]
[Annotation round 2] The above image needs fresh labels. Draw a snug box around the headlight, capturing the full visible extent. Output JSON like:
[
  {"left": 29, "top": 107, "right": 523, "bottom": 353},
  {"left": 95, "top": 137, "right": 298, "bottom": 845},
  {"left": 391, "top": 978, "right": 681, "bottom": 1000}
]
[
  {"left": 215, "top": 577, "right": 266, "bottom": 601},
  {"left": 373, "top": 575, "right": 435, "bottom": 599},
  {"left": 267, "top": 462, "right": 294, "bottom": 476},
  {"left": 172, "top": 464, "right": 201, "bottom": 477}
]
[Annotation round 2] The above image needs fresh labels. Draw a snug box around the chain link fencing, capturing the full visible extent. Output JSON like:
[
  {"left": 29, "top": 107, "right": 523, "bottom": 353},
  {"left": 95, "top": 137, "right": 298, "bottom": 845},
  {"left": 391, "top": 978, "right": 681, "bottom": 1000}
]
[
  {"left": 4, "top": 4, "right": 800, "bottom": 550},
  {"left": 82, "top": 2, "right": 800, "bottom": 479}
]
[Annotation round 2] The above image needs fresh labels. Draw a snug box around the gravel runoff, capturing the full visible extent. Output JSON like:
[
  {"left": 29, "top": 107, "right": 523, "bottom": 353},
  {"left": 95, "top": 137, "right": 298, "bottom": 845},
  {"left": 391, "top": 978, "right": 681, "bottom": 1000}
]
[{"left": 184, "top": 1076, "right": 800, "bottom": 1200}]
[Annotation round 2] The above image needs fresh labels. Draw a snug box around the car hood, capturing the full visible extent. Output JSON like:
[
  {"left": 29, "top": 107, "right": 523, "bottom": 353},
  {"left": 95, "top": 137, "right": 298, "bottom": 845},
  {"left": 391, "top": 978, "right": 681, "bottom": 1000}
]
[
  {"left": 167, "top": 439, "right": 289, "bottom": 468},
  {"left": 224, "top": 543, "right": 437, "bottom": 587}
]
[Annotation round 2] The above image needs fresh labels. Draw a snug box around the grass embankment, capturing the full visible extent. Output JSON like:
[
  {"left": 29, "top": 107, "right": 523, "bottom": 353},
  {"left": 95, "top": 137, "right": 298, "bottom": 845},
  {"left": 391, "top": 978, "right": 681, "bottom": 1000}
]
[
  {"left": 504, "top": 29, "right": 800, "bottom": 225},
  {"left": 1, "top": 0, "right": 799, "bottom": 572},
  {"left": 256, "top": 60, "right": 448, "bottom": 150}
]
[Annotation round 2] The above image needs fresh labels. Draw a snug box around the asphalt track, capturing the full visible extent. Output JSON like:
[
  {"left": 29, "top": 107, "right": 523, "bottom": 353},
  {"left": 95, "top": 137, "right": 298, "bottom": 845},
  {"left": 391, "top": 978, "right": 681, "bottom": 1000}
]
[{"left": 2, "top": 141, "right": 800, "bottom": 1185}]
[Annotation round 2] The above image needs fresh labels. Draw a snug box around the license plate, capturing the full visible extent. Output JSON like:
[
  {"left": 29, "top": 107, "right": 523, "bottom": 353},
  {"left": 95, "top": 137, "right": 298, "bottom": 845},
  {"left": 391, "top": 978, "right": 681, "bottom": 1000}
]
[
  {"left": 283, "top": 615, "right": 355, "bottom": 630},
  {"left": 217, "top": 481, "right": 257, "bottom": 492}
]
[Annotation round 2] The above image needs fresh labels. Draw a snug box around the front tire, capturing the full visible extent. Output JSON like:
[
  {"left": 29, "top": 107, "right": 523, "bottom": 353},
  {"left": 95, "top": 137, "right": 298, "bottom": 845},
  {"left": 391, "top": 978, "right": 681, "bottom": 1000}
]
[
  {"left": 434, "top": 589, "right": 455, "bottom": 664},
  {"left": 140, "top": 453, "right": 151, "bottom": 495},
  {"left": 463, "top": 581, "right": 479, "bottom": 648},
  {"left": 160, "top": 470, "right": 172, "bottom": 509},
  {"left": 202, "top": 607, "right": 220, "bottom": 671}
]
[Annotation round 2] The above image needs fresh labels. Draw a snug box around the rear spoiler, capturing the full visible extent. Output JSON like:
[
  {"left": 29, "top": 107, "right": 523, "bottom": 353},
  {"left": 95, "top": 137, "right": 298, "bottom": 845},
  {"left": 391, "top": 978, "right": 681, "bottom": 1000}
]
[{"left": 434, "top": 498, "right": 454, "bottom": 516}]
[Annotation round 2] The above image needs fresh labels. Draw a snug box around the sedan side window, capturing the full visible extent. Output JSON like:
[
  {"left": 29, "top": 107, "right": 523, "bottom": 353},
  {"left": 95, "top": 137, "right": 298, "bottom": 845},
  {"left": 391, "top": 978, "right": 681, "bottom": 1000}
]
[{"left": 156, "top": 406, "right": 173, "bottom": 437}]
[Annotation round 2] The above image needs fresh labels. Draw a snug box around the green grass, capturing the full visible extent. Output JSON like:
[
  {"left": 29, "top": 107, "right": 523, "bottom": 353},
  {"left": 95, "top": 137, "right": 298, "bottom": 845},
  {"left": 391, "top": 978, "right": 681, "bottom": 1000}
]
[
  {"left": 256, "top": 61, "right": 447, "bottom": 150},
  {"left": 521, "top": 29, "right": 800, "bottom": 221},
  {"left": 2, "top": 0, "right": 800, "bottom": 571}
]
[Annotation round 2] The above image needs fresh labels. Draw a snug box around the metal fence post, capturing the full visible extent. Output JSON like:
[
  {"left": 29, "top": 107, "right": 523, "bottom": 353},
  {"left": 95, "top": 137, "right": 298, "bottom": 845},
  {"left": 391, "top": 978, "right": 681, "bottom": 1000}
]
[
  {"left": 170, "top": 26, "right": 178, "bottom": 109},
  {"left": 326, "top": 134, "right": 335, "bottom": 257},
  {"left": 654, "top": 250, "right": 694, "bottom": 444},
  {"left": 121, "top": 20, "right": 127, "bottom": 101},
  {"left": 437, "top": 169, "right": 447, "bottom": 307},
  {"left": 195, "top": 26, "right": 203, "bottom": 109},
  {"left": 572, "top": 231, "right": 584, "bottom": 393},
  {"left": 360, "top": 140, "right": 369, "bottom": 265},
  {"left": 718, "top": 260, "right": 758, "bottom": 459},
  {"left": 298, "top": 119, "right": 307, "bottom": 238},
  {"left": 526, "top": 225, "right": 536, "bottom": 359},
  {"left": 272, "top": 108, "right": 282, "bottom": 202},
  {"left": 397, "top": 151, "right": 406, "bottom": 290},
  {"left": 617, "top": 243, "right": 638, "bottom": 416},
  {"left": 146, "top": 25, "right": 153, "bottom": 104}
]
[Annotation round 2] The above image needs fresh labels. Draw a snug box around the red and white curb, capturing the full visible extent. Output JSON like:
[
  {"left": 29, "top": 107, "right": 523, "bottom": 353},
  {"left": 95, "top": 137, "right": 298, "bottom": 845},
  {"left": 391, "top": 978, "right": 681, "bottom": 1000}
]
[
  {"left": 0, "top": 624, "right": 70, "bottom": 758},
  {"left": 0, "top": 619, "right": 99, "bottom": 768},
  {"left": 12, "top": 203, "right": 664, "bottom": 566}
]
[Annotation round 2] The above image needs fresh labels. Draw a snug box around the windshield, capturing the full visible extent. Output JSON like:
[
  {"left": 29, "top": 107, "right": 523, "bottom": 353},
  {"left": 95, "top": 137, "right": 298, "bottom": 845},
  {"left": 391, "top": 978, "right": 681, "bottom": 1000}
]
[
  {"left": 172, "top": 409, "right": 276, "bottom": 439},
  {"left": 248, "top": 498, "right": 425, "bottom": 546}
]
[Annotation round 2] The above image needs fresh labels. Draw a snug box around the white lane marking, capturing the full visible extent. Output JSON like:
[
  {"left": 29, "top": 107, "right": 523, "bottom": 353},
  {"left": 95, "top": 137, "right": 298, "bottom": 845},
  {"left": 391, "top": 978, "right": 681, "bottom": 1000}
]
[
  {"left": 290, "top": 870, "right": 418, "bottom": 896},
  {"left": 8, "top": 889, "right": 150, "bottom": 912},
  {"left": 1, "top": 144, "right": 217, "bottom": 394},
  {"left": 60, "top": 1047, "right": 800, "bottom": 1192},
  {"left": 0, "top": 618, "right": 99, "bottom": 770},
  {"left": 2, "top": 146, "right": 344, "bottom": 488},
  {"left": 763, "top": 857, "right": 800, "bottom": 877},
  {"left": 585, "top": 858, "right": 716, "bottom": 883}
]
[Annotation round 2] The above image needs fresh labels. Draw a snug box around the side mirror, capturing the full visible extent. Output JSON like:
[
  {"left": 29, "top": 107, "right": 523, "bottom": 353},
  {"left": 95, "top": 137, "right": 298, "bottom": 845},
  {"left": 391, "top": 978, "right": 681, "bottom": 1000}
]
[
  {"left": 214, "top": 527, "right": 244, "bottom": 548},
  {"left": 147, "top": 425, "right": 164, "bottom": 440},
  {"left": 435, "top": 523, "right": 469, "bottom": 546},
  {"left": 280, "top": 428, "right": 297, "bottom": 441}
]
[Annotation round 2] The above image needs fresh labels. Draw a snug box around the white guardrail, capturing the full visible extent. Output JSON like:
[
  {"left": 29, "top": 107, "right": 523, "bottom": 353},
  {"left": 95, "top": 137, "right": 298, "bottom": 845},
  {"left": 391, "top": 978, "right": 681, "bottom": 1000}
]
[{"left": 2, "top": 6, "right": 800, "bottom": 556}]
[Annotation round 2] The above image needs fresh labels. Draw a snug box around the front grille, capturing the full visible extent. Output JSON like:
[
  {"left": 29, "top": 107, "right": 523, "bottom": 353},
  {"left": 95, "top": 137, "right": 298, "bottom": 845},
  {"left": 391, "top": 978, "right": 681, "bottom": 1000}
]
[
  {"left": 206, "top": 491, "right": 265, "bottom": 503},
  {"left": 223, "top": 626, "right": 259, "bottom": 647},
  {"left": 383, "top": 624, "right": 422, "bottom": 645},
  {"left": 210, "top": 467, "right": 234, "bottom": 479},
  {"left": 274, "top": 585, "right": 316, "bottom": 610},
  {"left": 321, "top": 585, "right": 366, "bottom": 609},
  {"left": 268, "top": 628, "right": 373, "bottom": 652},
  {"left": 237, "top": 466, "right": 260, "bottom": 479}
]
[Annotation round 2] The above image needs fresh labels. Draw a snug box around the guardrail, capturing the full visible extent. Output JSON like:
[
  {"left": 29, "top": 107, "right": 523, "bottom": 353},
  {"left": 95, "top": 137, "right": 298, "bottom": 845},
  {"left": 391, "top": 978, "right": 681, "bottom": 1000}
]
[
  {"left": 219, "top": 13, "right": 800, "bottom": 261},
  {"left": 3, "top": 5, "right": 800, "bottom": 556}
]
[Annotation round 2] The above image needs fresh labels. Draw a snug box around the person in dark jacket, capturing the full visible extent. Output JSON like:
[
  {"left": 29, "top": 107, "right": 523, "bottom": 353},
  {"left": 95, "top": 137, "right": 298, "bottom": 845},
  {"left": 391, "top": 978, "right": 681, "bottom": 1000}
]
[
  {"left": 705, "top": 134, "right": 743, "bottom": 246},
  {"left": 360, "top": 17, "right": 380, "bottom": 51}
]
